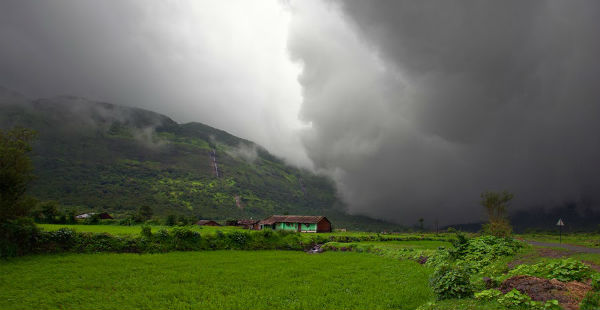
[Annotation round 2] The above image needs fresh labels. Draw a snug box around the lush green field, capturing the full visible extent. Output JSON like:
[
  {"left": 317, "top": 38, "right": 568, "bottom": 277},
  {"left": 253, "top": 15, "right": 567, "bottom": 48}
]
[
  {"left": 360, "top": 240, "right": 451, "bottom": 249},
  {"left": 37, "top": 223, "right": 243, "bottom": 236},
  {"left": 519, "top": 233, "right": 600, "bottom": 247},
  {"left": 0, "top": 251, "right": 433, "bottom": 310}
]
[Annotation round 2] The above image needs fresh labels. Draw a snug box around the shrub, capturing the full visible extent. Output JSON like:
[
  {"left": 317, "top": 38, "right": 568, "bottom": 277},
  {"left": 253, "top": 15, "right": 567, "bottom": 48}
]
[
  {"left": 430, "top": 264, "right": 474, "bottom": 300},
  {"left": 47, "top": 228, "right": 77, "bottom": 249},
  {"left": 0, "top": 218, "right": 39, "bottom": 257},
  {"left": 429, "top": 234, "right": 522, "bottom": 271},
  {"left": 498, "top": 289, "right": 533, "bottom": 308},
  {"left": 503, "top": 259, "right": 591, "bottom": 282},
  {"left": 171, "top": 227, "right": 201, "bottom": 250},
  {"left": 591, "top": 273, "right": 600, "bottom": 291},
  {"left": 156, "top": 229, "right": 170, "bottom": 241},
  {"left": 229, "top": 231, "right": 249, "bottom": 248},
  {"left": 546, "top": 259, "right": 591, "bottom": 282},
  {"left": 165, "top": 214, "right": 176, "bottom": 226},
  {"left": 474, "top": 289, "right": 502, "bottom": 301},
  {"left": 140, "top": 225, "right": 152, "bottom": 238}
]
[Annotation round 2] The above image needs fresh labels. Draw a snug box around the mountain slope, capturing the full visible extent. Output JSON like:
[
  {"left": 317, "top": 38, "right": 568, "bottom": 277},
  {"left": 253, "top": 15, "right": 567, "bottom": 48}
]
[{"left": 0, "top": 91, "right": 398, "bottom": 230}]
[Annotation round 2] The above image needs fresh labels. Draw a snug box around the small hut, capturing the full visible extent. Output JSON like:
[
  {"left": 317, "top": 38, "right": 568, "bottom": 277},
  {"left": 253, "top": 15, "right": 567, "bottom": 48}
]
[
  {"left": 236, "top": 219, "right": 260, "bottom": 230},
  {"left": 196, "top": 220, "right": 220, "bottom": 226}
]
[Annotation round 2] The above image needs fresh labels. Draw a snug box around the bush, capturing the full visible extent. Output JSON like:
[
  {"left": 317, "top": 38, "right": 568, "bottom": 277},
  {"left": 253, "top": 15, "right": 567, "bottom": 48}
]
[
  {"left": 546, "top": 259, "right": 591, "bottom": 282},
  {"left": 498, "top": 289, "right": 534, "bottom": 308},
  {"left": 141, "top": 225, "right": 152, "bottom": 238},
  {"left": 591, "top": 273, "right": 600, "bottom": 291},
  {"left": 171, "top": 227, "right": 201, "bottom": 250},
  {"left": 165, "top": 214, "right": 177, "bottom": 226},
  {"left": 229, "top": 231, "right": 249, "bottom": 248},
  {"left": 429, "top": 234, "right": 522, "bottom": 272},
  {"left": 46, "top": 228, "right": 77, "bottom": 250},
  {"left": 0, "top": 218, "right": 39, "bottom": 257},
  {"left": 430, "top": 264, "right": 474, "bottom": 300},
  {"left": 474, "top": 289, "right": 502, "bottom": 301},
  {"left": 156, "top": 229, "right": 170, "bottom": 241},
  {"left": 503, "top": 258, "right": 591, "bottom": 282}
]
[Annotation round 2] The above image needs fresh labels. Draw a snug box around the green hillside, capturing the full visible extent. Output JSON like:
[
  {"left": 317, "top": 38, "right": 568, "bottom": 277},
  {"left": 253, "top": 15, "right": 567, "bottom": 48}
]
[{"left": 0, "top": 92, "right": 398, "bottom": 230}]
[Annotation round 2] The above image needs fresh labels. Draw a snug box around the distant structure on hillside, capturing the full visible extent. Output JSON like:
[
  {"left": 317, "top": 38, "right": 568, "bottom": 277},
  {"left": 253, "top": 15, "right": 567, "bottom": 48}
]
[
  {"left": 226, "top": 219, "right": 260, "bottom": 230},
  {"left": 259, "top": 215, "right": 331, "bottom": 233},
  {"left": 196, "top": 220, "right": 220, "bottom": 226},
  {"left": 75, "top": 212, "right": 113, "bottom": 220}
]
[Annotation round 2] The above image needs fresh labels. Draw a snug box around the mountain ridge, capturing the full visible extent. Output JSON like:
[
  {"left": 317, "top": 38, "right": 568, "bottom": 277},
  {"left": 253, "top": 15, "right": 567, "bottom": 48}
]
[{"left": 0, "top": 90, "right": 400, "bottom": 230}]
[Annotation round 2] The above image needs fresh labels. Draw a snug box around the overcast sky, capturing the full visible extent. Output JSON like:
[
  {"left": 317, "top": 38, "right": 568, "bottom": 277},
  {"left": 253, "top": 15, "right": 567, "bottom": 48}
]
[{"left": 1, "top": 0, "right": 599, "bottom": 224}]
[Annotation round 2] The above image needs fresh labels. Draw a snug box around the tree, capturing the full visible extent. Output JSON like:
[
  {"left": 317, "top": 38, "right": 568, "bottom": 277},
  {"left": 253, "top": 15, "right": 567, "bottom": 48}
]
[
  {"left": 0, "top": 127, "right": 36, "bottom": 221},
  {"left": 137, "top": 205, "right": 153, "bottom": 222},
  {"left": 165, "top": 214, "right": 177, "bottom": 226},
  {"left": 38, "top": 201, "right": 59, "bottom": 223},
  {"left": 481, "top": 190, "right": 514, "bottom": 237},
  {"left": 418, "top": 218, "right": 424, "bottom": 231}
]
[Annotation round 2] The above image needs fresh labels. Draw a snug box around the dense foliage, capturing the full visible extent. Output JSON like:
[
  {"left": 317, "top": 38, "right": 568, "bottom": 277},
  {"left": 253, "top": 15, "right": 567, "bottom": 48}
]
[
  {"left": 424, "top": 234, "right": 523, "bottom": 300},
  {"left": 0, "top": 127, "right": 36, "bottom": 220},
  {"left": 427, "top": 234, "right": 522, "bottom": 271},
  {"left": 500, "top": 258, "right": 591, "bottom": 282},
  {"left": 429, "top": 264, "right": 473, "bottom": 300},
  {"left": 3, "top": 226, "right": 355, "bottom": 256}
]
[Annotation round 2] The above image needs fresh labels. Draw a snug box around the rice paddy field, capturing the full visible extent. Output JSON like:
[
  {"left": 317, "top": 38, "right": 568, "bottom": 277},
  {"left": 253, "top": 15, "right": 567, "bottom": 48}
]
[
  {"left": 8, "top": 224, "right": 600, "bottom": 309},
  {"left": 0, "top": 251, "right": 433, "bottom": 310}
]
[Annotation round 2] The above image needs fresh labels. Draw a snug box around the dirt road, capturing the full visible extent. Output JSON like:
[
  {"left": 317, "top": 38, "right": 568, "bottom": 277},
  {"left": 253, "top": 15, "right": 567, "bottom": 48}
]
[{"left": 525, "top": 240, "right": 600, "bottom": 254}]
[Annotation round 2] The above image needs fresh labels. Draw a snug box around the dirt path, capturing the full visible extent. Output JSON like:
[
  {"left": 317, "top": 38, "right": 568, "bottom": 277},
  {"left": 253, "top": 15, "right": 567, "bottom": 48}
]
[{"left": 525, "top": 240, "right": 600, "bottom": 254}]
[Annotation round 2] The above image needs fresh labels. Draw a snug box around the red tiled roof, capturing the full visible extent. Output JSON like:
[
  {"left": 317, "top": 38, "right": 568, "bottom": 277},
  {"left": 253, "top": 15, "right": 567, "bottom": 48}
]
[
  {"left": 237, "top": 219, "right": 259, "bottom": 225},
  {"left": 196, "top": 220, "right": 219, "bottom": 225},
  {"left": 259, "top": 215, "right": 327, "bottom": 225}
]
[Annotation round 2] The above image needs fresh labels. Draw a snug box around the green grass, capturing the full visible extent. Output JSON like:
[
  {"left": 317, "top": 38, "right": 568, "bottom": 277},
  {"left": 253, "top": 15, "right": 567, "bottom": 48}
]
[
  {"left": 417, "top": 299, "right": 504, "bottom": 310},
  {"left": 0, "top": 251, "right": 433, "bottom": 310},
  {"left": 519, "top": 233, "right": 600, "bottom": 247},
  {"left": 570, "top": 253, "right": 600, "bottom": 265},
  {"left": 359, "top": 240, "right": 451, "bottom": 249}
]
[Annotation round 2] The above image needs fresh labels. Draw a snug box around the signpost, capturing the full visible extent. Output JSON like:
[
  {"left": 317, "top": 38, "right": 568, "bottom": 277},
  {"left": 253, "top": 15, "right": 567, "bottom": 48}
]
[{"left": 556, "top": 218, "right": 565, "bottom": 244}]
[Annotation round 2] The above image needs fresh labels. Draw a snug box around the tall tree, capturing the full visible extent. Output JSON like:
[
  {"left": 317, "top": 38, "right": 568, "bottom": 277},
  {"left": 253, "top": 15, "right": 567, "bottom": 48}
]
[
  {"left": 481, "top": 190, "right": 513, "bottom": 237},
  {"left": 0, "top": 127, "right": 36, "bottom": 221},
  {"left": 137, "top": 205, "right": 153, "bottom": 221}
]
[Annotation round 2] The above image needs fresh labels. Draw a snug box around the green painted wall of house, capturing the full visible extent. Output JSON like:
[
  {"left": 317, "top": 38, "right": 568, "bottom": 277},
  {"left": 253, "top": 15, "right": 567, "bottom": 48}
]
[
  {"left": 277, "top": 222, "right": 298, "bottom": 231},
  {"left": 301, "top": 223, "right": 317, "bottom": 231}
]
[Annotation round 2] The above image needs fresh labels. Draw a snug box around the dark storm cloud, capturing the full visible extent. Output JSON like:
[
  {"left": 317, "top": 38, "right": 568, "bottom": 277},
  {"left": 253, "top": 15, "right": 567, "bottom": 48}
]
[
  {"left": 289, "top": 1, "right": 600, "bottom": 224},
  {"left": 3, "top": 0, "right": 600, "bottom": 225},
  {"left": 0, "top": 0, "right": 310, "bottom": 166}
]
